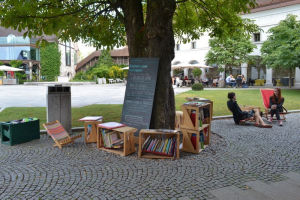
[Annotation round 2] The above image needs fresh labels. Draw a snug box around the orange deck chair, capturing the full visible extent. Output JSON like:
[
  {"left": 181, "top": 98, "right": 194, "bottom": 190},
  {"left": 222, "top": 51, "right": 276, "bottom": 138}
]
[
  {"left": 260, "top": 89, "right": 287, "bottom": 121},
  {"left": 43, "top": 120, "right": 82, "bottom": 149}
]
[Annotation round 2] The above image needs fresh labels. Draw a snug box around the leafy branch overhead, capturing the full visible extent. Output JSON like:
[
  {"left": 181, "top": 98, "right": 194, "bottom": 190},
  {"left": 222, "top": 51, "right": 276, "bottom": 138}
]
[{"left": 0, "top": 0, "right": 258, "bottom": 48}]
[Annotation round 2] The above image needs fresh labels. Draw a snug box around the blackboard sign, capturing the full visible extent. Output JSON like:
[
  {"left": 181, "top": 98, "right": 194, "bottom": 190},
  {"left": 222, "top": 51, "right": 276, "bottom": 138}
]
[{"left": 121, "top": 58, "right": 159, "bottom": 131}]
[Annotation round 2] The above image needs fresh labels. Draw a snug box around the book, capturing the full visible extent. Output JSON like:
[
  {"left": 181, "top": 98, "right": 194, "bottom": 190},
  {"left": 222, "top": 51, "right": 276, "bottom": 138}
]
[
  {"left": 166, "top": 139, "right": 171, "bottom": 154},
  {"left": 98, "top": 122, "right": 125, "bottom": 130},
  {"left": 142, "top": 136, "right": 151, "bottom": 150},
  {"left": 154, "top": 139, "right": 162, "bottom": 152},
  {"left": 162, "top": 138, "right": 169, "bottom": 153},
  {"left": 147, "top": 139, "right": 155, "bottom": 151},
  {"left": 191, "top": 133, "right": 197, "bottom": 150},
  {"left": 151, "top": 139, "right": 157, "bottom": 151},
  {"left": 158, "top": 139, "right": 165, "bottom": 152},
  {"left": 79, "top": 116, "right": 103, "bottom": 121}
]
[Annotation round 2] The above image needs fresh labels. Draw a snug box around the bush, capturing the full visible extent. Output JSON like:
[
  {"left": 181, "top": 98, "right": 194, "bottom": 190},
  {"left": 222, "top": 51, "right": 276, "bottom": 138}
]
[
  {"left": 40, "top": 43, "right": 61, "bottom": 81},
  {"left": 192, "top": 83, "right": 204, "bottom": 91}
]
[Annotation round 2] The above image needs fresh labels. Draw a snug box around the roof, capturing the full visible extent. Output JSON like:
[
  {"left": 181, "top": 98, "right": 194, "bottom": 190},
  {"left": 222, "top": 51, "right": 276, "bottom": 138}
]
[
  {"left": 251, "top": 0, "right": 300, "bottom": 13},
  {"left": 76, "top": 47, "right": 129, "bottom": 71},
  {"left": 0, "top": 26, "right": 57, "bottom": 42}
]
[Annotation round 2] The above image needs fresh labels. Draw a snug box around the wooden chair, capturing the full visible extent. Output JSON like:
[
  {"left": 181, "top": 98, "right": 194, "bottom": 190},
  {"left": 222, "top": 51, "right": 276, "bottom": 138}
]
[
  {"left": 43, "top": 120, "right": 82, "bottom": 149},
  {"left": 260, "top": 89, "right": 287, "bottom": 121}
]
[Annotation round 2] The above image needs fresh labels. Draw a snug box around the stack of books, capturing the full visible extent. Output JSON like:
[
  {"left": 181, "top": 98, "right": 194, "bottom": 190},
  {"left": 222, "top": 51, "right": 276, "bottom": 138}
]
[
  {"left": 98, "top": 122, "right": 126, "bottom": 149},
  {"left": 142, "top": 137, "right": 176, "bottom": 157},
  {"left": 101, "top": 129, "right": 124, "bottom": 149}
]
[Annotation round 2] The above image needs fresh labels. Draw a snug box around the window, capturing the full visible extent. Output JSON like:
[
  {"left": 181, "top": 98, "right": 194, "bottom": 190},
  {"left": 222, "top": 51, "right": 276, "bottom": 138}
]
[
  {"left": 191, "top": 42, "right": 196, "bottom": 49},
  {"left": 65, "top": 41, "right": 71, "bottom": 66},
  {"left": 176, "top": 44, "right": 180, "bottom": 51},
  {"left": 189, "top": 60, "right": 198, "bottom": 64},
  {"left": 254, "top": 33, "right": 261, "bottom": 42}
]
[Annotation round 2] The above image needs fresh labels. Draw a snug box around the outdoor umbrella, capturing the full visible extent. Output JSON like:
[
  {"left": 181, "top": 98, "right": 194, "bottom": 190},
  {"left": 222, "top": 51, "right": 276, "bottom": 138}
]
[
  {"left": 0, "top": 65, "right": 24, "bottom": 71},
  {"left": 171, "top": 63, "right": 212, "bottom": 69}
]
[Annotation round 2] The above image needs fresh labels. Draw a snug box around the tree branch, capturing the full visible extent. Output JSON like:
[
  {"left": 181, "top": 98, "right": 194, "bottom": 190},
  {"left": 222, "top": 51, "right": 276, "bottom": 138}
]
[{"left": 16, "top": 1, "right": 108, "bottom": 19}]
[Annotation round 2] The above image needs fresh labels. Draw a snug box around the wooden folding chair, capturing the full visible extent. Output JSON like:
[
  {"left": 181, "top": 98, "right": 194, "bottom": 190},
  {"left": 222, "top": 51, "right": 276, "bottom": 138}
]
[
  {"left": 43, "top": 120, "right": 81, "bottom": 149},
  {"left": 260, "top": 89, "right": 287, "bottom": 121}
]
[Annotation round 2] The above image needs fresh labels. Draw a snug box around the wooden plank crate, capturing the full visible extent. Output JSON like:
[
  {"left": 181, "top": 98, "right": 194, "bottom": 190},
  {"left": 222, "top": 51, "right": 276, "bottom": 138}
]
[
  {"left": 83, "top": 121, "right": 102, "bottom": 143},
  {"left": 97, "top": 126, "right": 137, "bottom": 156},
  {"left": 181, "top": 126, "right": 209, "bottom": 154},
  {"left": 181, "top": 103, "right": 212, "bottom": 131},
  {"left": 180, "top": 98, "right": 213, "bottom": 153},
  {"left": 138, "top": 129, "right": 180, "bottom": 160}
]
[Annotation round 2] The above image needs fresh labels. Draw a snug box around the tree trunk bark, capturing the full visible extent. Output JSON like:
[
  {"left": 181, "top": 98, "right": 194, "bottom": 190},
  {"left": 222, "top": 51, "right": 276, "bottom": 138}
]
[{"left": 121, "top": 0, "right": 176, "bottom": 129}]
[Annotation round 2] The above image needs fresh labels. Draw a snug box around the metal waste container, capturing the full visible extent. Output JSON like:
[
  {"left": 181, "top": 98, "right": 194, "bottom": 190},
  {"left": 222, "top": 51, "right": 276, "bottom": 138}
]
[{"left": 47, "top": 85, "right": 72, "bottom": 133}]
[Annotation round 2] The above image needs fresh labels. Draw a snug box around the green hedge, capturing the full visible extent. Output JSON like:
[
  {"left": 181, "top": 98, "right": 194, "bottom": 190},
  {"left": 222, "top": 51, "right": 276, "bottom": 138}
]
[{"left": 40, "top": 43, "right": 61, "bottom": 81}]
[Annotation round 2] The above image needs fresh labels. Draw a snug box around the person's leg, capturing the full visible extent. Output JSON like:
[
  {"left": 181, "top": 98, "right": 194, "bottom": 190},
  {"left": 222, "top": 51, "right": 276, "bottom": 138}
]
[
  {"left": 253, "top": 109, "right": 267, "bottom": 126},
  {"left": 275, "top": 109, "right": 280, "bottom": 120},
  {"left": 270, "top": 109, "right": 275, "bottom": 122},
  {"left": 275, "top": 109, "right": 283, "bottom": 126}
]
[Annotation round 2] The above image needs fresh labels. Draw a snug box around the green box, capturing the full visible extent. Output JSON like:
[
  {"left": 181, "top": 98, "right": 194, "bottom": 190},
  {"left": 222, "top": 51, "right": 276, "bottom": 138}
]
[{"left": 1, "top": 119, "right": 40, "bottom": 146}]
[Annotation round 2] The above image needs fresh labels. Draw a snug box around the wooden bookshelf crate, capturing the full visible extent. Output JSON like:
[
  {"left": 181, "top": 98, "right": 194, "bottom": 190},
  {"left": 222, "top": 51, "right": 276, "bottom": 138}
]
[
  {"left": 180, "top": 98, "right": 213, "bottom": 154},
  {"left": 97, "top": 126, "right": 137, "bottom": 156},
  {"left": 138, "top": 129, "right": 180, "bottom": 159}
]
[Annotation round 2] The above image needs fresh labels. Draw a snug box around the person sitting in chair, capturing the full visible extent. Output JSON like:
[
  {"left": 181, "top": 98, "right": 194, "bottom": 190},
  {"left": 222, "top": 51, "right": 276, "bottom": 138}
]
[
  {"left": 227, "top": 92, "right": 272, "bottom": 128},
  {"left": 269, "top": 88, "right": 284, "bottom": 126}
]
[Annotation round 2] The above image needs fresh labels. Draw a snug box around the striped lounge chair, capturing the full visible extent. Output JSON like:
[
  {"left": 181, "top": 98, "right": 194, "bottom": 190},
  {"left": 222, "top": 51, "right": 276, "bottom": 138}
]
[{"left": 43, "top": 120, "right": 81, "bottom": 149}]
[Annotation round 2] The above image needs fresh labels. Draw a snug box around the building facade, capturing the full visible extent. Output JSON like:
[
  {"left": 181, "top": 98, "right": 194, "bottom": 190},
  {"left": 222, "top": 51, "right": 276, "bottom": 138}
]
[
  {"left": 0, "top": 27, "right": 79, "bottom": 81},
  {"left": 75, "top": 47, "right": 129, "bottom": 73},
  {"left": 173, "top": 0, "right": 300, "bottom": 87}
]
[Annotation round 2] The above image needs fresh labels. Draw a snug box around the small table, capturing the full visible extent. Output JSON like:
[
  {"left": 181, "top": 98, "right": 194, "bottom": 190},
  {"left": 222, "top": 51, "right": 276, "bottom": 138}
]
[
  {"left": 97, "top": 125, "right": 137, "bottom": 156},
  {"left": 79, "top": 116, "right": 103, "bottom": 143}
]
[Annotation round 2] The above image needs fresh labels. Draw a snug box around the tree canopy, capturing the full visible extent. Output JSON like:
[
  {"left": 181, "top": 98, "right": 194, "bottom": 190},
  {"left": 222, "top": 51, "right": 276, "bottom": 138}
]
[
  {"left": 261, "top": 14, "right": 300, "bottom": 83},
  {"left": 0, "top": 0, "right": 257, "bottom": 48},
  {"left": 205, "top": 33, "right": 256, "bottom": 72}
]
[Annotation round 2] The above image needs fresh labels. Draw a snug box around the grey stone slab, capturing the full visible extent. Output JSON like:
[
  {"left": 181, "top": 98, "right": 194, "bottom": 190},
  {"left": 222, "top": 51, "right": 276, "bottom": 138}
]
[
  {"left": 283, "top": 172, "right": 300, "bottom": 186},
  {"left": 246, "top": 180, "right": 299, "bottom": 200},
  {"left": 211, "top": 185, "right": 273, "bottom": 200},
  {"left": 270, "top": 181, "right": 300, "bottom": 199},
  {"left": 211, "top": 186, "right": 243, "bottom": 200}
]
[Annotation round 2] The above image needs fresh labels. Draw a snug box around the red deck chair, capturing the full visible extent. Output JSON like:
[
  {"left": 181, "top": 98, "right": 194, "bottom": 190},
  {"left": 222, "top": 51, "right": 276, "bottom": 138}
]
[{"left": 260, "top": 89, "right": 287, "bottom": 121}]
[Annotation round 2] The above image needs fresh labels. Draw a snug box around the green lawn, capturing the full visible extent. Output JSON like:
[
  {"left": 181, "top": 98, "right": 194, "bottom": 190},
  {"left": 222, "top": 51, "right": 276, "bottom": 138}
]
[
  {"left": 175, "top": 89, "right": 300, "bottom": 116},
  {"left": 1, "top": 89, "right": 299, "bottom": 129}
]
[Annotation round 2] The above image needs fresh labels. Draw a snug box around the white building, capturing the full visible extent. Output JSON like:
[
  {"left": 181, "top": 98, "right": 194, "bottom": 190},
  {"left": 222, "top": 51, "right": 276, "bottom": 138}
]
[
  {"left": 58, "top": 41, "right": 79, "bottom": 81},
  {"left": 173, "top": 0, "right": 300, "bottom": 87}
]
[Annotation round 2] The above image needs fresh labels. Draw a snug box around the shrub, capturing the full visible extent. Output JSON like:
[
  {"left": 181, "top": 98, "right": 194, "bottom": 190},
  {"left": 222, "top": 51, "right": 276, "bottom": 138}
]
[
  {"left": 40, "top": 43, "right": 61, "bottom": 81},
  {"left": 192, "top": 68, "right": 202, "bottom": 78},
  {"left": 192, "top": 83, "right": 204, "bottom": 91}
]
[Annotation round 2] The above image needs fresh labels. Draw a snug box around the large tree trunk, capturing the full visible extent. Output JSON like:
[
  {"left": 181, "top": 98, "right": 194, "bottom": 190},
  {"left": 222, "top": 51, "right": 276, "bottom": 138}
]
[{"left": 121, "top": 0, "right": 176, "bottom": 129}]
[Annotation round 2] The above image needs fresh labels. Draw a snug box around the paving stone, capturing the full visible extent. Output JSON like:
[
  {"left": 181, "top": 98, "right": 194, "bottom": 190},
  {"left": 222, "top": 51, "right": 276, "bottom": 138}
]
[{"left": 0, "top": 113, "right": 299, "bottom": 199}]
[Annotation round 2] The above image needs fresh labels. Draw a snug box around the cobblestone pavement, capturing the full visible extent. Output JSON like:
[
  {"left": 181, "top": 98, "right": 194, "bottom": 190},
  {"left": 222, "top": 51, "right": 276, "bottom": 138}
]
[{"left": 0, "top": 113, "right": 299, "bottom": 199}]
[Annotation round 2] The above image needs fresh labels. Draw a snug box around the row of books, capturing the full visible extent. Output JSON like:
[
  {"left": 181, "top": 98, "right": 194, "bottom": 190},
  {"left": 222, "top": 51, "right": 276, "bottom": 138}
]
[
  {"left": 190, "top": 107, "right": 210, "bottom": 127},
  {"left": 101, "top": 129, "right": 124, "bottom": 149},
  {"left": 142, "top": 137, "right": 176, "bottom": 156},
  {"left": 191, "top": 127, "right": 208, "bottom": 150}
]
